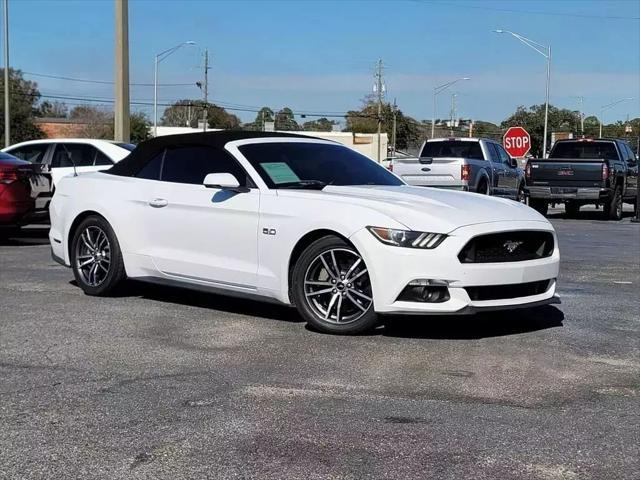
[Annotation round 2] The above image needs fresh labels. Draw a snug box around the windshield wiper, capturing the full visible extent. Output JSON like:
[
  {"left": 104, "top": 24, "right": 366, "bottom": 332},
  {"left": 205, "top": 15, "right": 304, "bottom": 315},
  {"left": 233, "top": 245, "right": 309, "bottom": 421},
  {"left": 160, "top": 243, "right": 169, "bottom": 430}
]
[{"left": 278, "top": 180, "right": 327, "bottom": 190}]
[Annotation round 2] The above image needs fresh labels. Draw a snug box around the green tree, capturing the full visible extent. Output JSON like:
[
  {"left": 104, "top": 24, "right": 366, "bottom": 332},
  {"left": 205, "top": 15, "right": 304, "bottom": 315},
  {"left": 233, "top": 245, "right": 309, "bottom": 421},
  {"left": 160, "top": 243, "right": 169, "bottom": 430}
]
[
  {"left": 302, "top": 117, "right": 335, "bottom": 132},
  {"left": 0, "top": 68, "right": 44, "bottom": 144},
  {"left": 208, "top": 105, "right": 241, "bottom": 130},
  {"left": 345, "top": 97, "right": 421, "bottom": 151},
  {"left": 275, "top": 107, "right": 299, "bottom": 131},
  {"left": 37, "top": 100, "right": 68, "bottom": 118},
  {"left": 245, "top": 107, "right": 274, "bottom": 131},
  {"left": 130, "top": 112, "right": 150, "bottom": 143},
  {"left": 500, "top": 104, "right": 580, "bottom": 156},
  {"left": 472, "top": 120, "right": 502, "bottom": 139}
]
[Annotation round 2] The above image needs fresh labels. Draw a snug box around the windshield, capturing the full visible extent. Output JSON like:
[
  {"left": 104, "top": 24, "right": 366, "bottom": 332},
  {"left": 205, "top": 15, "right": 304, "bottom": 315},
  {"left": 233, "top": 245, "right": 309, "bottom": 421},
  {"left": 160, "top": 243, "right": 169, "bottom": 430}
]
[
  {"left": 420, "top": 140, "right": 484, "bottom": 160},
  {"left": 238, "top": 142, "right": 404, "bottom": 188},
  {"left": 551, "top": 141, "right": 618, "bottom": 160}
]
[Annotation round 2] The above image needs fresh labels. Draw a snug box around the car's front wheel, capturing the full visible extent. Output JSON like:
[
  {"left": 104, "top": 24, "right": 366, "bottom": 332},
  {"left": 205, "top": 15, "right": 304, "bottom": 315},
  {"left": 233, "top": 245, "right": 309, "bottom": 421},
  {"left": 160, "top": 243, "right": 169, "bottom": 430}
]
[
  {"left": 291, "top": 236, "right": 377, "bottom": 334},
  {"left": 71, "top": 215, "right": 126, "bottom": 296}
]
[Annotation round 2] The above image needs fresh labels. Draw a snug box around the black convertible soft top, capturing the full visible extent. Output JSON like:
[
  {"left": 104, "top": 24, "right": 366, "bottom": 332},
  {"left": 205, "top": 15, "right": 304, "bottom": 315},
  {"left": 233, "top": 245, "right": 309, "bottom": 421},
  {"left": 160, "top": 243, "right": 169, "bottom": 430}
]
[{"left": 109, "top": 130, "right": 319, "bottom": 177}]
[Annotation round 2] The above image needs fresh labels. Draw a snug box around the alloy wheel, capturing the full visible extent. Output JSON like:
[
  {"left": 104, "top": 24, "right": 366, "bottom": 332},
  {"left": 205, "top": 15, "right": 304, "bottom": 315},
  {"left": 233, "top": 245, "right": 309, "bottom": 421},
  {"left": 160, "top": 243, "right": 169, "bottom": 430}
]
[
  {"left": 75, "top": 226, "right": 111, "bottom": 287},
  {"left": 303, "top": 248, "right": 372, "bottom": 325}
]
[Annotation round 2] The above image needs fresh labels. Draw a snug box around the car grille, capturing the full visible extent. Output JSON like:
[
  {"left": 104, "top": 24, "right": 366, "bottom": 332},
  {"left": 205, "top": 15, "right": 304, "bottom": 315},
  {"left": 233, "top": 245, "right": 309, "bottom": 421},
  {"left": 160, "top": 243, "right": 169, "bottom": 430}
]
[
  {"left": 465, "top": 280, "right": 552, "bottom": 301},
  {"left": 458, "top": 231, "right": 554, "bottom": 263}
]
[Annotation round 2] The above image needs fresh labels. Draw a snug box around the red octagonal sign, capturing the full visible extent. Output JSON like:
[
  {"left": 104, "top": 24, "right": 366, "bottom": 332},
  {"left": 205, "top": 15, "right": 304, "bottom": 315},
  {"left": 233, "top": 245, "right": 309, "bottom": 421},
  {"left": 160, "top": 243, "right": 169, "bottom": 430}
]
[{"left": 503, "top": 126, "right": 531, "bottom": 158}]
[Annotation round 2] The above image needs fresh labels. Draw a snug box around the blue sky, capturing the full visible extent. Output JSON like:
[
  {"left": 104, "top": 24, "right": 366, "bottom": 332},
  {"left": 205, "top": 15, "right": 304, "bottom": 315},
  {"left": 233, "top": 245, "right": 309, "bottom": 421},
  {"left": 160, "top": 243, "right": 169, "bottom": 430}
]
[{"left": 6, "top": 0, "right": 640, "bottom": 125}]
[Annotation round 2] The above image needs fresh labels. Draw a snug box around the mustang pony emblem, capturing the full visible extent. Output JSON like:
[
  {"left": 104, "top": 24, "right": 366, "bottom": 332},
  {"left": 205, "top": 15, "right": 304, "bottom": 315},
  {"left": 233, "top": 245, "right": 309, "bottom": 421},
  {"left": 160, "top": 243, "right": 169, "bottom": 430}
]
[{"left": 503, "top": 240, "right": 524, "bottom": 253}]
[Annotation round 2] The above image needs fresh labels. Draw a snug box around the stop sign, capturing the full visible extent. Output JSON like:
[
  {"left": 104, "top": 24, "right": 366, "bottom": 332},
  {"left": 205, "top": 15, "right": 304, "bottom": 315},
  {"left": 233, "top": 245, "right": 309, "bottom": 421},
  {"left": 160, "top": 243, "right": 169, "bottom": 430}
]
[{"left": 503, "top": 127, "right": 531, "bottom": 157}]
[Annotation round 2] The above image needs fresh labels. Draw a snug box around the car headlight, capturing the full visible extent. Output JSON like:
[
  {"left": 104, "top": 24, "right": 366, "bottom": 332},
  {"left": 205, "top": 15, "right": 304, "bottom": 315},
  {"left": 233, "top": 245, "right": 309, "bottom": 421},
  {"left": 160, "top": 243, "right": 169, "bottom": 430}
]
[{"left": 366, "top": 226, "right": 447, "bottom": 249}]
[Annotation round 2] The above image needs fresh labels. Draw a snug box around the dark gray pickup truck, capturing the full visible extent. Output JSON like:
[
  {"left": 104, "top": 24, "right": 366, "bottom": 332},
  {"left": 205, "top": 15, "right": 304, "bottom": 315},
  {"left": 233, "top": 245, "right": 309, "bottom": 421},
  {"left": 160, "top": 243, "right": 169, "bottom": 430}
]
[{"left": 525, "top": 138, "right": 638, "bottom": 220}]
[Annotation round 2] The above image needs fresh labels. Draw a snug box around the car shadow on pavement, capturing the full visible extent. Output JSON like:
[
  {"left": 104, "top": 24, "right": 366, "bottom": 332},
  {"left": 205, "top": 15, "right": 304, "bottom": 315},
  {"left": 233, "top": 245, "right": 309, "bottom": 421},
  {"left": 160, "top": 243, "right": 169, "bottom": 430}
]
[
  {"left": 380, "top": 305, "right": 564, "bottom": 340},
  {"left": 76, "top": 279, "right": 304, "bottom": 324},
  {"left": 0, "top": 225, "right": 50, "bottom": 246}
]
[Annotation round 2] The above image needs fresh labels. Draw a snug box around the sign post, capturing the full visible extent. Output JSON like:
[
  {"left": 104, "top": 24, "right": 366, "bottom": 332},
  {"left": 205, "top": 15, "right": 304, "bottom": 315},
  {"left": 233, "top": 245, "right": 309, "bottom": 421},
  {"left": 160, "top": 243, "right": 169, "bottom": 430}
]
[{"left": 503, "top": 127, "right": 532, "bottom": 158}]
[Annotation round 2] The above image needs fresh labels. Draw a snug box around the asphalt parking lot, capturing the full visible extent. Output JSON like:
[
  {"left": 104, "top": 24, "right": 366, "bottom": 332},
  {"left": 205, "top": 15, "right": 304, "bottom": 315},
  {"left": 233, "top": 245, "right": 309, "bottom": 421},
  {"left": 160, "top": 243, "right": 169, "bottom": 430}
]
[{"left": 1, "top": 207, "right": 638, "bottom": 480}]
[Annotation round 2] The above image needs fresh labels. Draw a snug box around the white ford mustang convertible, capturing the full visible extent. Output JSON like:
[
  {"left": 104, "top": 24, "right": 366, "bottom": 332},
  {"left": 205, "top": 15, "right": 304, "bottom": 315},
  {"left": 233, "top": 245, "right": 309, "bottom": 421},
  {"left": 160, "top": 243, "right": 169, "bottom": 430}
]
[{"left": 50, "top": 131, "right": 560, "bottom": 334}]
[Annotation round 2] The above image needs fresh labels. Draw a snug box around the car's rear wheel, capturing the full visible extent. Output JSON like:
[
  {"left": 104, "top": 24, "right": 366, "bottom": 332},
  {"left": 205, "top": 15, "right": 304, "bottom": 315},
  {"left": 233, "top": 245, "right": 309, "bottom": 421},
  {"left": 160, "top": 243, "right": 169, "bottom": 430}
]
[
  {"left": 605, "top": 186, "right": 623, "bottom": 221},
  {"left": 71, "top": 215, "right": 126, "bottom": 296},
  {"left": 529, "top": 199, "right": 548, "bottom": 216},
  {"left": 516, "top": 183, "right": 526, "bottom": 203},
  {"left": 477, "top": 179, "right": 489, "bottom": 195},
  {"left": 291, "top": 236, "right": 377, "bottom": 334}
]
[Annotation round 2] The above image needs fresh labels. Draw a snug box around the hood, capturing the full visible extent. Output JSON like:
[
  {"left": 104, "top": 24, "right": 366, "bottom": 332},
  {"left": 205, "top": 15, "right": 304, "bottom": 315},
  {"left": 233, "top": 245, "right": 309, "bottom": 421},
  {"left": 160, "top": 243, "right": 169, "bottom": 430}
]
[{"left": 279, "top": 185, "right": 549, "bottom": 233}]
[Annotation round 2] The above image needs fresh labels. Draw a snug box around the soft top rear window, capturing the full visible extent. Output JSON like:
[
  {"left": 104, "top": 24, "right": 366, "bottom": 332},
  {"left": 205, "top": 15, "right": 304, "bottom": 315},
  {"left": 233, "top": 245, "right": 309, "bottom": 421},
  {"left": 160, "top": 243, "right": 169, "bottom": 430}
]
[
  {"left": 420, "top": 140, "right": 484, "bottom": 160},
  {"left": 550, "top": 141, "right": 618, "bottom": 160}
]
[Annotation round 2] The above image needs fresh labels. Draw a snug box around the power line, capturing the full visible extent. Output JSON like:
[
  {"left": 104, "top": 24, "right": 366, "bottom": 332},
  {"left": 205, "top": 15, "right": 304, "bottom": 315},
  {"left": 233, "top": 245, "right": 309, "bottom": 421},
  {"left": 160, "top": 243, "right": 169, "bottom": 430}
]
[
  {"left": 2, "top": 90, "right": 378, "bottom": 119},
  {"left": 22, "top": 71, "right": 194, "bottom": 87}
]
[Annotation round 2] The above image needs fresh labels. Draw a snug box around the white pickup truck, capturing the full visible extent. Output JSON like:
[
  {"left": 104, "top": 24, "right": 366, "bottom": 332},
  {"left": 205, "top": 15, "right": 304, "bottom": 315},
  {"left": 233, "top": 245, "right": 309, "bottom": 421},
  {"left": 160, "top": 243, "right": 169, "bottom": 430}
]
[{"left": 391, "top": 137, "right": 526, "bottom": 201}]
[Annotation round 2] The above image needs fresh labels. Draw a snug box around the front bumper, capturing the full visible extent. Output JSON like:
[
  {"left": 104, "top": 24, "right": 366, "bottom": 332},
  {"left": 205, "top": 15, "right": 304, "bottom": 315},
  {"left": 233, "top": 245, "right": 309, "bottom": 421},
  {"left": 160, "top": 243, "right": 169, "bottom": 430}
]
[
  {"left": 349, "top": 220, "right": 560, "bottom": 315},
  {"left": 526, "top": 186, "right": 608, "bottom": 201}
]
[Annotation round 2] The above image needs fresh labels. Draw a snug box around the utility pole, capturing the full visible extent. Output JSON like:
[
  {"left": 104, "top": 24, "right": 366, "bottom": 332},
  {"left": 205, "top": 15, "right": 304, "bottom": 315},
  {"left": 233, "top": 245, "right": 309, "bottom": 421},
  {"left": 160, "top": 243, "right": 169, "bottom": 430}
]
[
  {"left": 114, "top": 0, "right": 130, "bottom": 142},
  {"left": 576, "top": 96, "right": 584, "bottom": 135},
  {"left": 202, "top": 48, "right": 209, "bottom": 132},
  {"left": 3, "top": 0, "right": 10, "bottom": 147},
  {"left": 449, "top": 93, "right": 457, "bottom": 136},
  {"left": 374, "top": 58, "right": 384, "bottom": 162},
  {"left": 391, "top": 98, "right": 397, "bottom": 157}
]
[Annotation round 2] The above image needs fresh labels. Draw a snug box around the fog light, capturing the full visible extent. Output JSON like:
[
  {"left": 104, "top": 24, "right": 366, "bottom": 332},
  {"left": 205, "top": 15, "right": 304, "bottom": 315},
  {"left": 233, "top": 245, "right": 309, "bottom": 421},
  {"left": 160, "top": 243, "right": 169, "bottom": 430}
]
[{"left": 397, "top": 281, "right": 451, "bottom": 303}]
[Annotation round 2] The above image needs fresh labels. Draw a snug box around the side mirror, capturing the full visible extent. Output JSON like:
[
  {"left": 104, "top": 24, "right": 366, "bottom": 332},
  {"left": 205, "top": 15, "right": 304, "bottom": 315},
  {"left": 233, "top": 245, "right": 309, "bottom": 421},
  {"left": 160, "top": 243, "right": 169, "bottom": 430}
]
[
  {"left": 203, "top": 172, "right": 249, "bottom": 193},
  {"left": 509, "top": 157, "right": 518, "bottom": 168}
]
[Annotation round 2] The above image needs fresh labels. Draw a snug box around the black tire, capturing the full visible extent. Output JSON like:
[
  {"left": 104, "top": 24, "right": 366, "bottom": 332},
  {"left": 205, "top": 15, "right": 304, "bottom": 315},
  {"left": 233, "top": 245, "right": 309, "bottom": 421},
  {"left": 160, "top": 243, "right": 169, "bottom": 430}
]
[
  {"left": 70, "top": 215, "right": 126, "bottom": 296},
  {"left": 291, "top": 235, "right": 378, "bottom": 334},
  {"left": 604, "top": 186, "right": 623, "bottom": 221},
  {"left": 529, "top": 199, "right": 548, "bottom": 216},
  {"left": 477, "top": 179, "right": 489, "bottom": 195},
  {"left": 565, "top": 201, "right": 580, "bottom": 218},
  {"left": 516, "top": 183, "right": 526, "bottom": 204}
]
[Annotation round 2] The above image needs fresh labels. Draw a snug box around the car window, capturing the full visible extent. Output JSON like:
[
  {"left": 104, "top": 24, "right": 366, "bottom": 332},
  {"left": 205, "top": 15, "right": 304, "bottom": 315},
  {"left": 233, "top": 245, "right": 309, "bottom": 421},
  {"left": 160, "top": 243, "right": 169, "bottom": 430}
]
[
  {"left": 51, "top": 144, "right": 97, "bottom": 168},
  {"left": 495, "top": 144, "right": 512, "bottom": 165},
  {"left": 161, "top": 145, "right": 248, "bottom": 186},
  {"left": 421, "top": 141, "right": 484, "bottom": 160},
  {"left": 136, "top": 150, "right": 165, "bottom": 180},
  {"left": 239, "top": 142, "right": 403, "bottom": 188},
  {"left": 550, "top": 141, "right": 619, "bottom": 160},
  {"left": 486, "top": 142, "right": 501, "bottom": 163},
  {"left": 8, "top": 144, "right": 50, "bottom": 163},
  {"left": 619, "top": 143, "right": 635, "bottom": 163},
  {"left": 94, "top": 151, "right": 113, "bottom": 166}
]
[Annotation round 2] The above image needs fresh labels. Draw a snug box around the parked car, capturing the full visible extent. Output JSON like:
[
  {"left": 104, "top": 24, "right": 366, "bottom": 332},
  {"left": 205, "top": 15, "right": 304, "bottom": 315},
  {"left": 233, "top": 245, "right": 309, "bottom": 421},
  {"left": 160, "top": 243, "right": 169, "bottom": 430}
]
[
  {"left": 49, "top": 131, "right": 560, "bottom": 335},
  {"left": 525, "top": 138, "right": 638, "bottom": 219},
  {"left": 392, "top": 138, "right": 526, "bottom": 202},
  {"left": 2, "top": 139, "right": 134, "bottom": 187},
  {"left": 0, "top": 151, "right": 52, "bottom": 232}
]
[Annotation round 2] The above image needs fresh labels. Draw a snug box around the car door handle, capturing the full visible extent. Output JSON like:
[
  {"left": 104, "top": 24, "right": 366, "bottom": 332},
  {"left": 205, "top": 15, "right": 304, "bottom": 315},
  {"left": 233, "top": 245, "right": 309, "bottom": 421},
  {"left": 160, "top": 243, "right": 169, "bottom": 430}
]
[{"left": 148, "top": 198, "right": 168, "bottom": 208}]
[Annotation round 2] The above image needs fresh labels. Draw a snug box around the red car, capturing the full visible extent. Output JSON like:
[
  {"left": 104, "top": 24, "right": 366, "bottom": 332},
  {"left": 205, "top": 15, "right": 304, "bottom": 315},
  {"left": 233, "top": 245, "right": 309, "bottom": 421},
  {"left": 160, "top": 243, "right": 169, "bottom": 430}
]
[{"left": 0, "top": 151, "right": 52, "bottom": 231}]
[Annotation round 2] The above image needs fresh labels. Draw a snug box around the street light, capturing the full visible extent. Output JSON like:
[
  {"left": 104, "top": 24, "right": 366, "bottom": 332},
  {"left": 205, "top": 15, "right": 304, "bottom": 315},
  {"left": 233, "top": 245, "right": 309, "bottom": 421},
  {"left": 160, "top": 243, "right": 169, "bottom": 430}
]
[
  {"left": 599, "top": 97, "right": 634, "bottom": 138},
  {"left": 432, "top": 77, "right": 470, "bottom": 138},
  {"left": 494, "top": 29, "right": 551, "bottom": 157},
  {"left": 153, "top": 41, "right": 196, "bottom": 137}
]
